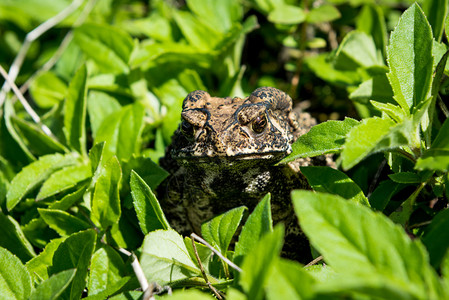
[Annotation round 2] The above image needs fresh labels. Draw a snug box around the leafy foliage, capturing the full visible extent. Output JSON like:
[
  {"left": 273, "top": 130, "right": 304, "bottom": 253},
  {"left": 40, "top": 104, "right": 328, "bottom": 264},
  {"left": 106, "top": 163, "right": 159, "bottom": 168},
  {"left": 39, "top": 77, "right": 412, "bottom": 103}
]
[{"left": 1, "top": 0, "right": 449, "bottom": 299}]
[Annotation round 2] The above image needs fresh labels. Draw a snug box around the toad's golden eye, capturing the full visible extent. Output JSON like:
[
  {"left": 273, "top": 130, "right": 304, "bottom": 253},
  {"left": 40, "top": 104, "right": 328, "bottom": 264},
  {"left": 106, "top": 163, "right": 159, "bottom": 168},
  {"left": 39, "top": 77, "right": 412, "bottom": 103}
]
[
  {"left": 251, "top": 115, "right": 267, "bottom": 134},
  {"left": 181, "top": 120, "right": 194, "bottom": 138}
]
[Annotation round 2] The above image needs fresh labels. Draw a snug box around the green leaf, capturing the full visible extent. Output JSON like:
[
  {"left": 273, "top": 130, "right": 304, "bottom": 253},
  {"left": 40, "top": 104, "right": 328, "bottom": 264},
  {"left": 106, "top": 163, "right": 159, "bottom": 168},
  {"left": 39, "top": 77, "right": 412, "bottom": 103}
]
[
  {"left": 370, "top": 100, "right": 406, "bottom": 123},
  {"left": 349, "top": 74, "right": 394, "bottom": 104},
  {"left": 388, "top": 172, "right": 422, "bottom": 183},
  {"left": 84, "top": 277, "right": 129, "bottom": 300},
  {"left": 28, "top": 269, "right": 76, "bottom": 300},
  {"left": 369, "top": 180, "right": 405, "bottom": 211},
  {"left": 36, "top": 163, "right": 91, "bottom": 201},
  {"left": 306, "top": 4, "right": 340, "bottom": 24},
  {"left": 158, "top": 290, "right": 215, "bottom": 300},
  {"left": 88, "top": 246, "right": 125, "bottom": 296},
  {"left": 240, "top": 225, "right": 284, "bottom": 300},
  {"left": 29, "top": 71, "right": 67, "bottom": 109},
  {"left": 201, "top": 206, "right": 246, "bottom": 255},
  {"left": 341, "top": 117, "right": 395, "bottom": 170},
  {"left": 301, "top": 166, "right": 369, "bottom": 206},
  {"left": 334, "top": 31, "right": 384, "bottom": 70},
  {"left": 304, "top": 54, "right": 361, "bottom": 86},
  {"left": 386, "top": 3, "right": 433, "bottom": 113},
  {"left": 280, "top": 118, "right": 359, "bottom": 164},
  {"left": 0, "top": 247, "right": 32, "bottom": 300},
  {"left": 11, "top": 116, "right": 68, "bottom": 156},
  {"left": 423, "top": 208, "right": 449, "bottom": 268},
  {"left": 49, "top": 230, "right": 97, "bottom": 300},
  {"left": 416, "top": 117, "right": 449, "bottom": 171},
  {"left": 94, "top": 102, "right": 145, "bottom": 162},
  {"left": 38, "top": 208, "right": 91, "bottom": 236},
  {"left": 266, "top": 259, "right": 316, "bottom": 300},
  {"left": 64, "top": 64, "right": 87, "bottom": 157},
  {"left": 122, "top": 156, "right": 169, "bottom": 192},
  {"left": 292, "top": 190, "right": 442, "bottom": 299},
  {"left": 74, "top": 23, "right": 133, "bottom": 73},
  {"left": 130, "top": 170, "right": 170, "bottom": 235},
  {"left": 6, "top": 153, "right": 78, "bottom": 211},
  {"left": 0, "top": 213, "right": 36, "bottom": 263},
  {"left": 423, "top": 0, "right": 448, "bottom": 41},
  {"left": 25, "top": 238, "right": 66, "bottom": 283},
  {"left": 140, "top": 229, "right": 201, "bottom": 285},
  {"left": 234, "top": 194, "right": 272, "bottom": 265},
  {"left": 86, "top": 91, "right": 121, "bottom": 139},
  {"left": 91, "top": 156, "right": 122, "bottom": 230},
  {"left": 187, "top": 0, "right": 242, "bottom": 33},
  {"left": 356, "top": 4, "right": 388, "bottom": 58},
  {"left": 268, "top": 4, "right": 305, "bottom": 25}
]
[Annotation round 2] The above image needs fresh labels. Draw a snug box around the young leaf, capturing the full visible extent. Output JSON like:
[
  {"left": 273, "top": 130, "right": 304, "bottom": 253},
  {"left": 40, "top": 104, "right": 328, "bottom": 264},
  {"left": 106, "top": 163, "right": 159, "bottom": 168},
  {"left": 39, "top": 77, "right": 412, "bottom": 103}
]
[
  {"left": 38, "top": 208, "right": 91, "bottom": 236},
  {"left": 0, "top": 247, "right": 32, "bottom": 300},
  {"left": 234, "top": 193, "right": 272, "bottom": 265},
  {"left": 28, "top": 269, "right": 76, "bottom": 300},
  {"left": 88, "top": 246, "right": 125, "bottom": 296},
  {"left": 0, "top": 213, "right": 36, "bottom": 263},
  {"left": 6, "top": 152, "right": 78, "bottom": 211},
  {"left": 49, "top": 229, "right": 97, "bottom": 300},
  {"left": 280, "top": 118, "right": 359, "bottom": 164},
  {"left": 292, "top": 190, "right": 442, "bottom": 299},
  {"left": 201, "top": 206, "right": 247, "bottom": 255},
  {"left": 239, "top": 225, "right": 284, "bottom": 300},
  {"left": 387, "top": 3, "right": 433, "bottom": 113},
  {"left": 130, "top": 170, "right": 170, "bottom": 234},
  {"left": 36, "top": 163, "right": 91, "bottom": 201},
  {"left": 64, "top": 64, "right": 87, "bottom": 157},
  {"left": 74, "top": 23, "right": 133, "bottom": 74},
  {"left": 300, "top": 166, "right": 369, "bottom": 206},
  {"left": 140, "top": 229, "right": 201, "bottom": 285},
  {"left": 341, "top": 117, "right": 394, "bottom": 170},
  {"left": 91, "top": 156, "right": 122, "bottom": 230}
]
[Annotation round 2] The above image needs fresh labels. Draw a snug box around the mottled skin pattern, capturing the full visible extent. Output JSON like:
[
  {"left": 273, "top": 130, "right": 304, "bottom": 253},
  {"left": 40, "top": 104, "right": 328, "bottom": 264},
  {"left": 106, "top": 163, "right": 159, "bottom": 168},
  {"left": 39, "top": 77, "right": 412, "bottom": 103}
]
[{"left": 159, "top": 87, "right": 331, "bottom": 261}]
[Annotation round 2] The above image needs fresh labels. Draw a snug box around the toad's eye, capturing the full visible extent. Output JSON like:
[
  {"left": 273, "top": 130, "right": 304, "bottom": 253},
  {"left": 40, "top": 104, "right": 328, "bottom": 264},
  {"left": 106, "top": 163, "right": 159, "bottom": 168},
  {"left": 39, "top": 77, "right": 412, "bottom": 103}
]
[
  {"left": 251, "top": 115, "right": 267, "bottom": 134},
  {"left": 181, "top": 120, "right": 194, "bottom": 138}
]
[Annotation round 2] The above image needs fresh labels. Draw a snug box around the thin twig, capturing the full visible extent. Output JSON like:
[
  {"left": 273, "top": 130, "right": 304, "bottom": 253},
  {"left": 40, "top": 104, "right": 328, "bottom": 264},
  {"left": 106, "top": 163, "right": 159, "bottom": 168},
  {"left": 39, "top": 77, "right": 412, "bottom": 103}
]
[
  {"left": 304, "top": 255, "right": 323, "bottom": 268},
  {"left": 191, "top": 233, "right": 242, "bottom": 273},
  {"left": 438, "top": 94, "right": 449, "bottom": 118},
  {"left": 0, "top": 0, "right": 84, "bottom": 106},
  {"left": 118, "top": 248, "right": 151, "bottom": 293},
  {"left": 190, "top": 234, "right": 223, "bottom": 300},
  {"left": 0, "top": 65, "right": 54, "bottom": 137}
]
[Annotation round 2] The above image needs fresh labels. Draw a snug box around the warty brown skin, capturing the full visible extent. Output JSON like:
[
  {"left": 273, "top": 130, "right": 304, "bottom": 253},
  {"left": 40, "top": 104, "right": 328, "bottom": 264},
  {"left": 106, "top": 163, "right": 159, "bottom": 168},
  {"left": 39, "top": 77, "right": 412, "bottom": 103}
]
[{"left": 159, "top": 87, "right": 330, "bottom": 261}]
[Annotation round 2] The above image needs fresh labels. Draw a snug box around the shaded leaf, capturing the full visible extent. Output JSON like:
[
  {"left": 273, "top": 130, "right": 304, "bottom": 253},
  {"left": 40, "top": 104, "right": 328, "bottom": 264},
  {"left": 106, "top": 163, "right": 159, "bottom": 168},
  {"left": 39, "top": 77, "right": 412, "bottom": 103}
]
[
  {"left": 0, "top": 213, "right": 36, "bottom": 263},
  {"left": 38, "top": 208, "right": 91, "bottom": 236}
]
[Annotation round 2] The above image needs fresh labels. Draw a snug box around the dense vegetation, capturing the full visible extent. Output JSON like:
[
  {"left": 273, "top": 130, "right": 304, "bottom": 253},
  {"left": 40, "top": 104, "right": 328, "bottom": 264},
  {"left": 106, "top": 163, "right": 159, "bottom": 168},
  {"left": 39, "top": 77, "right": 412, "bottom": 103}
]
[{"left": 1, "top": 0, "right": 449, "bottom": 299}]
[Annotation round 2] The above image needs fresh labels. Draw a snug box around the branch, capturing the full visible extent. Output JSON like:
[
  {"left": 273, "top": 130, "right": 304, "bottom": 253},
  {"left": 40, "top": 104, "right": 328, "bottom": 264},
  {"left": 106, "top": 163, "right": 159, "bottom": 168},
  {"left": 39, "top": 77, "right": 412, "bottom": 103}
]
[{"left": 0, "top": 0, "right": 84, "bottom": 106}]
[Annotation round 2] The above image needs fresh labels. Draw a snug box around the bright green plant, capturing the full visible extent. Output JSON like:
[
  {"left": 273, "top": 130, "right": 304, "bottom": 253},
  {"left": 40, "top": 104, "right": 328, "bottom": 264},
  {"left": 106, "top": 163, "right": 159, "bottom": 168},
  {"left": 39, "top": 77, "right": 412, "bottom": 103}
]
[{"left": 1, "top": 0, "right": 449, "bottom": 299}]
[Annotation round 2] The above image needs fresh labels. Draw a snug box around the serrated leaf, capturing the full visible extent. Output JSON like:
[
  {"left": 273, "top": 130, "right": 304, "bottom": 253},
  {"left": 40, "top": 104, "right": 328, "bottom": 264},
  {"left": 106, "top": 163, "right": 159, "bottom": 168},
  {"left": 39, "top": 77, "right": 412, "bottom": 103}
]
[
  {"left": 6, "top": 153, "right": 78, "bottom": 211},
  {"left": 416, "top": 117, "right": 449, "bottom": 171},
  {"left": 91, "top": 156, "right": 122, "bottom": 230},
  {"left": 240, "top": 225, "right": 284, "bottom": 300},
  {"left": 268, "top": 4, "right": 305, "bottom": 25},
  {"left": 28, "top": 269, "right": 76, "bottom": 300},
  {"left": 130, "top": 171, "right": 170, "bottom": 234},
  {"left": 64, "top": 64, "right": 87, "bottom": 157},
  {"left": 201, "top": 206, "right": 246, "bottom": 255},
  {"left": 370, "top": 100, "right": 405, "bottom": 122},
  {"left": 0, "top": 247, "right": 32, "bottom": 300},
  {"left": 25, "top": 238, "right": 66, "bottom": 283},
  {"left": 301, "top": 166, "right": 369, "bottom": 206},
  {"left": 74, "top": 23, "right": 133, "bottom": 73},
  {"left": 341, "top": 117, "right": 395, "bottom": 170},
  {"left": 94, "top": 102, "right": 145, "bottom": 162},
  {"left": 38, "top": 208, "right": 91, "bottom": 236},
  {"left": 0, "top": 213, "right": 36, "bottom": 263},
  {"left": 280, "top": 118, "right": 359, "bottom": 164},
  {"left": 88, "top": 246, "right": 125, "bottom": 296},
  {"left": 140, "top": 229, "right": 201, "bottom": 285},
  {"left": 386, "top": 3, "right": 433, "bottom": 113},
  {"left": 49, "top": 230, "right": 97, "bottom": 300},
  {"left": 37, "top": 163, "right": 91, "bottom": 201},
  {"left": 234, "top": 193, "right": 272, "bottom": 265},
  {"left": 292, "top": 190, "right": 442, "bottom": 299}
]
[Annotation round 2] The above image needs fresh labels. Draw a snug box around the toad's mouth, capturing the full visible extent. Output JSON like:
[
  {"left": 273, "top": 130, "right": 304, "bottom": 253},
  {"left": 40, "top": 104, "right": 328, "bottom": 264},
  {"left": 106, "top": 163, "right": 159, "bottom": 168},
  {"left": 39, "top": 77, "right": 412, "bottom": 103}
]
[{"left": 173, "top": 149, "right": 289, "bottom": 162}]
